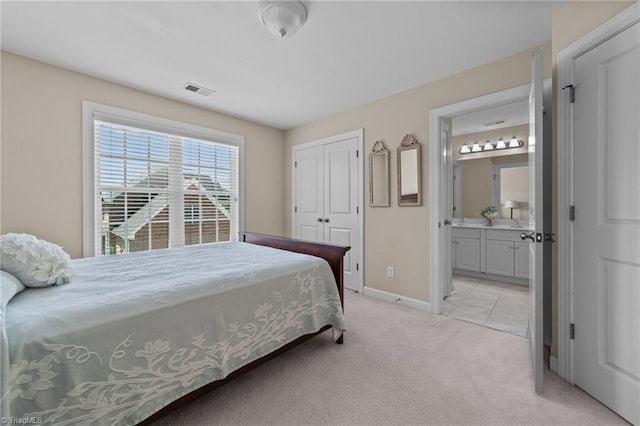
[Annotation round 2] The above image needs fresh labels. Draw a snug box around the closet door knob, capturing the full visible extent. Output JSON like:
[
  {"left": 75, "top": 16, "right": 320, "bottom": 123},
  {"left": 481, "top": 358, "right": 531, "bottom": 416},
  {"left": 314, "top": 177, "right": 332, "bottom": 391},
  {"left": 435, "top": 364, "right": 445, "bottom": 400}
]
[
  {"left": 317, "top": 217, "right": 323, "bottom": 222},
  {"left": 323, "top": 218, "right": 330, "bottom": 223}
]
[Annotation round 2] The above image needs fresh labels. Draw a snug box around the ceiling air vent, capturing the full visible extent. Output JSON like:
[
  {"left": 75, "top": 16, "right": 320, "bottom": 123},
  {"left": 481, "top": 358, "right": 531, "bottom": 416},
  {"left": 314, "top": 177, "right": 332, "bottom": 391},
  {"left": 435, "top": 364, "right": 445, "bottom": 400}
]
[
  {"left": 184, "top": 82, "right": 215, "bottom": 97},
  {"left": 484, "top": 119, "right": 507, "bottom": 127}
]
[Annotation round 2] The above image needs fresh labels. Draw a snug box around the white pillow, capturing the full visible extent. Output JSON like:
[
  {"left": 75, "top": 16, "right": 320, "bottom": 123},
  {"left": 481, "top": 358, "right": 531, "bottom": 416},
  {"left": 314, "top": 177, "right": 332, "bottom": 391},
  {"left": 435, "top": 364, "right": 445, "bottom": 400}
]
[
  {"left": 0, "top": 233, "right": 73, "bottom": 287},
  {"left": 0, "top": 270, "right": 25, "bottom": 310}
]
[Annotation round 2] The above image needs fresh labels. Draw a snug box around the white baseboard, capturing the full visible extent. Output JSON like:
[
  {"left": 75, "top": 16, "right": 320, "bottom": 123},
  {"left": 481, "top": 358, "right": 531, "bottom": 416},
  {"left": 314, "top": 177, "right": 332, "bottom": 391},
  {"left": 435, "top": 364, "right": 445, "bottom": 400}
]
[
  {"left": 363, "top": 287, "right": 432, "bottom": 313},
  {"left": 550, "top": 356, "right": 558, "bottom": 373}
]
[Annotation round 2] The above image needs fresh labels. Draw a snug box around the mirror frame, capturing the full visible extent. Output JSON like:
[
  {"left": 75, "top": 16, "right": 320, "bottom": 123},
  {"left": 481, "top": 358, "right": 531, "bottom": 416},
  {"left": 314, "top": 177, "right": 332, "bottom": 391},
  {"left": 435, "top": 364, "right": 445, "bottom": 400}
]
[
  {"left": 397, "top": 134, "right": 422, "bottom": 207},
  {"left": 369, "top": 140, "right": 390, "bottom": 207}
]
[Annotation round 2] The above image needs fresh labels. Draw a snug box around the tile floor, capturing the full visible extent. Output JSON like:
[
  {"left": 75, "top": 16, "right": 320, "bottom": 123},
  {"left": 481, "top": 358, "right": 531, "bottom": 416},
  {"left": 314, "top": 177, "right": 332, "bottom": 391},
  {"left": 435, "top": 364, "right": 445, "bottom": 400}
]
[{"left": 443, "top": 275, "right": 529, "bottom": 338}]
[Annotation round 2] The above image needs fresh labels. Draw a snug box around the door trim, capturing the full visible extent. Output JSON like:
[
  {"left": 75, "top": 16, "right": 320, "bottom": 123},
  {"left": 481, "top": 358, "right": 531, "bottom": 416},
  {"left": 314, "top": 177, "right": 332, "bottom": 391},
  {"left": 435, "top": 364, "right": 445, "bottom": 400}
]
[
  {"left": 291, "top": 129, "right": 365, "bottom": 294},
  {"left": 429, "top": 85, "right": 531, "bottom": 314},
  {"left": 556, "top": 2, "right": 639, "bottom": 384}
]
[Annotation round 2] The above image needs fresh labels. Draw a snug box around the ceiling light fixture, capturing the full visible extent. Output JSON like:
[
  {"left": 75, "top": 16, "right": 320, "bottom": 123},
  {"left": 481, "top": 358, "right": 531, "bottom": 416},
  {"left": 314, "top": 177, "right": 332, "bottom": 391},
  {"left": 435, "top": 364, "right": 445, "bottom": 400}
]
[
  {"left": 258, "top": 0, "right": 307, "bottom": 39},
  {"left": 471, "top": 142, "right": 482, "bottom": 152},
  {"left": 483, "top": 140, "right": 494, "bottom": 151},
  {"left": 508, "top": 136, "right": 520, "bottom": 148}
]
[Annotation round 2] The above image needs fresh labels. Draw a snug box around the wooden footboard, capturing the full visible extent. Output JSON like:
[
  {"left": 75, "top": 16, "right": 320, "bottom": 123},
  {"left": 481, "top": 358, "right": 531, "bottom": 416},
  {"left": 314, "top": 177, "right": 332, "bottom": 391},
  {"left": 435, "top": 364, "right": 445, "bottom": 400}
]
[
  {"left": 139, "top": 234, "right": 349, "bottom": 425},
  {"left": 241, "top": 232, "right": 350, "bottom": 312}
]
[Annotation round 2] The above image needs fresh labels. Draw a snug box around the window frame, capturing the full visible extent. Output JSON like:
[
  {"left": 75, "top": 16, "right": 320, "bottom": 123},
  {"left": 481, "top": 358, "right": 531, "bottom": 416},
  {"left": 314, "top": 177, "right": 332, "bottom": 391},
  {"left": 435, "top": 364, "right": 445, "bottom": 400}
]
[{"left": 82, "top": 101, "right": 244, "bottom": 257}]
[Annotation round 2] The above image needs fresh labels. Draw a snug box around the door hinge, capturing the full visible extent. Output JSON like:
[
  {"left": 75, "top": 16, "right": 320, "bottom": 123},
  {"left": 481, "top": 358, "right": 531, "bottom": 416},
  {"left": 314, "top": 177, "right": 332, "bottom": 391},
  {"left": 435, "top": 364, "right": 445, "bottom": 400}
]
[
  {"left": 562, "top": 84, "right": 575, "bottom": 103},
  {"left": 294, "top": 161, "right": 297, "bottom": 168},
  {"left": 294, "top": 206, "right": 298, "bottom": 213},
  {"left": 356, "top": 263, "right": 359, "bottom": 271},
  {"left": 569, "top": 205, "right": 575, "bottom": 221},
  {"left": 544, "top": 233, "right": 556, "bottom": 243},
  {"left": 356, "top": 150, "right": 359, "bottom": 158},
  {"left": 357, "top": 206, "right": 359, "bottom": 214},
  {"left": 570, "top": 323, "right": 575, "bottom": 340}
]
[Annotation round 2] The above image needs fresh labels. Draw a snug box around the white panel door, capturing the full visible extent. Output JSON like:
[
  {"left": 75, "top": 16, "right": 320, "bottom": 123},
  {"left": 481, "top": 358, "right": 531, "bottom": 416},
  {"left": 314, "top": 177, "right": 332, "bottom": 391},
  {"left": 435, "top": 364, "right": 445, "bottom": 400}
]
[
  {"left": 293, "top": 135, "right": 361, "bottom": 292},
  {"left": 573, "top": 20, "right": 640, "bottom": 425},
  {"left": 527, "top": 47, "right": 544, "bottom": 394},
  {"left": 294, "top": 146, "right": 324, "bottom": 243},
  {"left": 324, "top": 138, "right": 359, "bottom": 291}
]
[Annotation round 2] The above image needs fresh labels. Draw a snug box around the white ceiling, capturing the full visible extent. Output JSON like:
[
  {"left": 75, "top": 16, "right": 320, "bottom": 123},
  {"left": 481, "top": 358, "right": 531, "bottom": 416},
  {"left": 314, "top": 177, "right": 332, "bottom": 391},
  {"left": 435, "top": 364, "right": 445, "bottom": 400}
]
[
  {"left": 451, "top": 99, "right": 529, "bottom": 136},
  {"left": 0, "top": 1, "right": 563, "bottom": 130}
]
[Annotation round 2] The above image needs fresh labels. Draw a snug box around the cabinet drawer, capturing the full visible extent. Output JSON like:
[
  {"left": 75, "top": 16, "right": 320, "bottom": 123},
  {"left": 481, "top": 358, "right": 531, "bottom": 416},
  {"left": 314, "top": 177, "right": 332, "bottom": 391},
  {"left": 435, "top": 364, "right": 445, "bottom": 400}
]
[
  {"left": 486, "top": 229, "right": 524, "bottom": 242},
  {"left": 452, "top": 228, "right": 481, "bottom": 239}
]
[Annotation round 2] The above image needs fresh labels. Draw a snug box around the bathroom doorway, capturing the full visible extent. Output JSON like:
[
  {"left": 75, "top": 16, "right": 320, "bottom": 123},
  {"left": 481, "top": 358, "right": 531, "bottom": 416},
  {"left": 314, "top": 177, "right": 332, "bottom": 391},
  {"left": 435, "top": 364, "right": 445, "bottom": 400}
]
[{"left": 443, "top": 100, "right": 531, "bottom": 338}]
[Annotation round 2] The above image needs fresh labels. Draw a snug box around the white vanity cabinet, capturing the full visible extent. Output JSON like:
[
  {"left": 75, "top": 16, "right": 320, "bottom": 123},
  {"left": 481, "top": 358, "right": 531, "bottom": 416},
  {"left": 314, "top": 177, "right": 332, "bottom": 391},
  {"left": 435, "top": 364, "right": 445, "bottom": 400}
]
[
  {"left": 485, "top": 229, "right": 529, "bottom": 280},
  {"left": 452, "top": 228, "right": 481, "bottom": 272},
  {"left": 452, "top": 225, "right": 530, "bottom": 285}
]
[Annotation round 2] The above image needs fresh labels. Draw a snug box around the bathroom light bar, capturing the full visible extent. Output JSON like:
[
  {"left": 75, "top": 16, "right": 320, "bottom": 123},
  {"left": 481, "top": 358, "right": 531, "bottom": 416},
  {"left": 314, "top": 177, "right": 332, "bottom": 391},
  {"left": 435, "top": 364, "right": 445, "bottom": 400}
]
[{"left": 459, "top": 137, "right": 523, "bottom": 155}]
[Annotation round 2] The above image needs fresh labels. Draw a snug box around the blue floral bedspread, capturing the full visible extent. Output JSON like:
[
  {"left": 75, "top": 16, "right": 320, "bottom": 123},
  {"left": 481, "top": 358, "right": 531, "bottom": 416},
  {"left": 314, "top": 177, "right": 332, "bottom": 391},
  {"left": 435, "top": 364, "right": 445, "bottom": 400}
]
[{"left": 1, "top": 242, "right": 345, "bottom": 425}]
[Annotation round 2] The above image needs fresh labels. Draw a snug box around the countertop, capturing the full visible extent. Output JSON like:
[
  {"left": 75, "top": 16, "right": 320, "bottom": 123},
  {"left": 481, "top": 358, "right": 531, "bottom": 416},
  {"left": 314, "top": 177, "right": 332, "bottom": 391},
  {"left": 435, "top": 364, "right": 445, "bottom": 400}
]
[{"left": 452, "top": 220, "right": 533, "bottom": 231}]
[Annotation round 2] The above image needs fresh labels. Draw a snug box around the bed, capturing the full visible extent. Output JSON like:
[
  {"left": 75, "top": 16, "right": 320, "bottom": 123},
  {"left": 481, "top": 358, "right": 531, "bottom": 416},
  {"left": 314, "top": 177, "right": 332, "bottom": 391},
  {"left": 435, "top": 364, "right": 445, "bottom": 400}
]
[{"left": 0, "top": 232, "right": 349, "bottom": 425}]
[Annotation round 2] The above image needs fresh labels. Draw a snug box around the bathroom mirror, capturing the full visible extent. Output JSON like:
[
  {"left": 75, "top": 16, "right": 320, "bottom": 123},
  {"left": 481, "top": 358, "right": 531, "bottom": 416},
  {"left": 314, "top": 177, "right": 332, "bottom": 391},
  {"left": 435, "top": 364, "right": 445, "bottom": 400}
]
[
  {"left": 398, "top": 134, "right": 422, "bottom": 206},
  {"left": 369, "top": 141, "right": 390, "bottom": 207}
]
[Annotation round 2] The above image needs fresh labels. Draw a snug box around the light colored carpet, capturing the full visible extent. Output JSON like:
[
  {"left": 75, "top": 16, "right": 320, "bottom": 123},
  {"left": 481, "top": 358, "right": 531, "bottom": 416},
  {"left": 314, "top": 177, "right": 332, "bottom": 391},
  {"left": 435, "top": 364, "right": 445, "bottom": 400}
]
[{"left": 152, "top": 291, "right": 626, "bottom": 425}]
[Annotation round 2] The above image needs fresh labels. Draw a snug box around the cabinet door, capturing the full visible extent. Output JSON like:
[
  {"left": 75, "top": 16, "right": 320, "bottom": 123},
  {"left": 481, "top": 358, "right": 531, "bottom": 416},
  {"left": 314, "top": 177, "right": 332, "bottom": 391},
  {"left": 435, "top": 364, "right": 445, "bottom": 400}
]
[
  {"left": 455, "top": 237, "right": 480, "bottom": 271},
  {"left": 486, "top": 240, "right": 515, "bottom": 276},
  {"left": 514, "top": 241, "right": 530, "bottom": 279}
]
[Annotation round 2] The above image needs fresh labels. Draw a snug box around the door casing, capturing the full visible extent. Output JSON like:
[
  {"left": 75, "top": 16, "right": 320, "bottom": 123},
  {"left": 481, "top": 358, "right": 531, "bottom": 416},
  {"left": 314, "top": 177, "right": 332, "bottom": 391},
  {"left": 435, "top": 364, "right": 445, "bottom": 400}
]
[{"left": 429, "top": 84, "right": 531, "bottom": 314}]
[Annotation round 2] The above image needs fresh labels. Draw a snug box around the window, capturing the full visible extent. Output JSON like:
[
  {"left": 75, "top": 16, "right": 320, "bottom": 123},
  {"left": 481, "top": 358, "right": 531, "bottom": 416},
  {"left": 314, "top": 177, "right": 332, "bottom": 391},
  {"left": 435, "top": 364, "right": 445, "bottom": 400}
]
[
  {"left": 184, "top": 204, "right": 201, "bottom": 225},
  {"left": 83, "top": 102, "right": 243, "bottom": 257}
]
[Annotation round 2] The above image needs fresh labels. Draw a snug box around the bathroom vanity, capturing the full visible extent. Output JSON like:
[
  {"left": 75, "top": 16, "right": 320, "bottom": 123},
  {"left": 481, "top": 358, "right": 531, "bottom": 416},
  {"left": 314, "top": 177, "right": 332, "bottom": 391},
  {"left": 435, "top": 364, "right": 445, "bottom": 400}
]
[{"left": 452, "top": 221, "right": 531, "bottom": 286}]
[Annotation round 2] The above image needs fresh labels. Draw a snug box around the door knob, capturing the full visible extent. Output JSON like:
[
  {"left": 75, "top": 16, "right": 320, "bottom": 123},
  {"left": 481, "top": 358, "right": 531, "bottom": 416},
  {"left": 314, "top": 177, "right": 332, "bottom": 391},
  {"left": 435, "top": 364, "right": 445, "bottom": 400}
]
[
  {"left": 317, "top": 217, "right": 323, "bottom": 222},
  {"left": 323, "top": 218, "right": 330, "bottom": 223},
  {"left": 444, "top": 219, "right": 452, "bottom": 225},
  {"left": 521, "top": 232, "right": 535, "bottom": 242}
]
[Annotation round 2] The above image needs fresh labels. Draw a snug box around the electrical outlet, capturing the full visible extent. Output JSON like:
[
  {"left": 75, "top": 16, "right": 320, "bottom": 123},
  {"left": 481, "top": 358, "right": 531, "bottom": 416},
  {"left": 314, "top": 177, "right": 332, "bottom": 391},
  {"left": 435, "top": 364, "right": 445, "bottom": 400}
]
[{"left": 387, "top": 266, "right": 395, "bottom": 278}]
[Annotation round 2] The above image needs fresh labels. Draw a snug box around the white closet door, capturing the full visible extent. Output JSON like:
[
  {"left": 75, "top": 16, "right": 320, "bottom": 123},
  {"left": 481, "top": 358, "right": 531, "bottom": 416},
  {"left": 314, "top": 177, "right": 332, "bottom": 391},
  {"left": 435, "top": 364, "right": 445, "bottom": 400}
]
[
  {"left": 293, "top": 133, "right": 361, "bottom": 293},
  {"left": 294, "top": 145, "right": 324, "bottom": 243},
  {"left": 323, "top": 138, "right": 359, "bottom": 291}
]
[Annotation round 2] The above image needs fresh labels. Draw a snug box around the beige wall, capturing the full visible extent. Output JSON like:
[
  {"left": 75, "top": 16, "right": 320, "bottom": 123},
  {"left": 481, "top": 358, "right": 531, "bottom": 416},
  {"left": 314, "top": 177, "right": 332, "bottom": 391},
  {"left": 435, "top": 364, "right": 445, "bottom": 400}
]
[
  {"left": 285, "top": 44, "right": 552, "bottom": 302},
  {"left": 549, "top": 0, "right": 635, "bottom": 357},
  {"left": 0, "top": 51, "right": 286, "bottom": 258},
  {"left": 452, "top": 124, "right": 529, "bottom": 219}
]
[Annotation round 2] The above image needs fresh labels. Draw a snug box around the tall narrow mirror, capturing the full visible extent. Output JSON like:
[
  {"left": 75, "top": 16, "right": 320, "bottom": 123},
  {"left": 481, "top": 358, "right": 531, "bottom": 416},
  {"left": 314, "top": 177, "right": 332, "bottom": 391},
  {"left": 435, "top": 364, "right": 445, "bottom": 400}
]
[
  {"left": 370, "top": 140, "right": 390, "bottom": 207},
  {"left": 398, "top": 134, "right": 422, "bottom": 206}
]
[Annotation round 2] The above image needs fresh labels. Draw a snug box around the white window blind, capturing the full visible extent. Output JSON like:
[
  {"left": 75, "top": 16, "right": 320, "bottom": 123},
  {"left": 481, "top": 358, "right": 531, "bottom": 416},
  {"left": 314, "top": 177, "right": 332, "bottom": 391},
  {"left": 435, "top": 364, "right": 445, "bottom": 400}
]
[{"left": 92, "top": 117, "right": 239, "bottom": 256}]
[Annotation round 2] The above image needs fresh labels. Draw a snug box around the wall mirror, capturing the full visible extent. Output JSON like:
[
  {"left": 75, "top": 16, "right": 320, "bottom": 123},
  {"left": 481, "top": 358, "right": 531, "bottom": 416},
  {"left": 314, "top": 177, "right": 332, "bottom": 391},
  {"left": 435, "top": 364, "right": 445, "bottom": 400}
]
[
  {"left": 369, "top": 140, "right": 390, "bottom": 207},
  {"left": 398, "top": 134, "right": 422, "bottom": 206}
]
